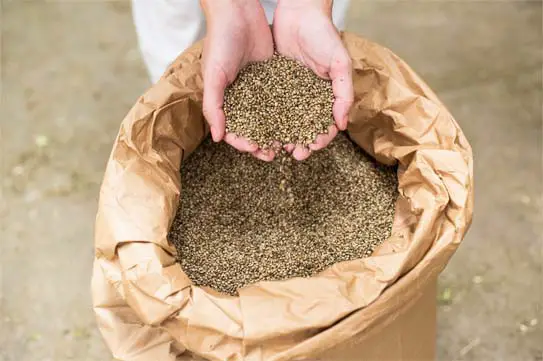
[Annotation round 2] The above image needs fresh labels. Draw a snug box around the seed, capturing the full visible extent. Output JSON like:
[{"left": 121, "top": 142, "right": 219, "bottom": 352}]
[
  {"left": 223, "top": 54, "right": 334, "bottom": 148},
  {"left": 167, "top": 134, "right": 398, "bottom": 295}
]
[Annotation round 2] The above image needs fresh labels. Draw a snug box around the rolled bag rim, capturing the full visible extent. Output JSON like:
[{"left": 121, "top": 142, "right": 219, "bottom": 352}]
[{"left": 92, "top": 32, "right": 474, "bottom": 361}]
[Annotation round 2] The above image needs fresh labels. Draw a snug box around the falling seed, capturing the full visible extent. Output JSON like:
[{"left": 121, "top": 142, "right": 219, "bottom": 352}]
[
  {"left": 519, "top": 324, "right": 529, "bottom": 333},
  {"left": 529, "top": 318, "right": 538, "bottom": 327},
  {"left": 168, "top": 135, "right": 398, "bottom": 295},
  {"left": 472, "top": 275, "right": 483, "bottom": 284}
]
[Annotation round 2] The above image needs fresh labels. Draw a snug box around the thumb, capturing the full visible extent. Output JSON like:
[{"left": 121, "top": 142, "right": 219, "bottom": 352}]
[
  {"left": 202, "top": 65, "right": 228, "bottom": 142},
  {"left": 329, "top": 50, "right": 353, "bottom": 131}
]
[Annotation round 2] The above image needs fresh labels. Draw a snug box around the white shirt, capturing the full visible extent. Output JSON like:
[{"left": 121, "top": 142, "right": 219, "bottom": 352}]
[{"left": 132, "top": 0, "right": 350, "bottom": 82}]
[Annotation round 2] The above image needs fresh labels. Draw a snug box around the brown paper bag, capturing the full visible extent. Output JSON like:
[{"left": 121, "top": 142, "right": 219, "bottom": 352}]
[{"left": 92, "top": 32, "right": 473, "bottom": 361}]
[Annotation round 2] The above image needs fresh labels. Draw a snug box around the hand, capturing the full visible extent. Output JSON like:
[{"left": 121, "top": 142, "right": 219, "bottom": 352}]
[
  {"left": 273, "top": 0, "right": 353, "bottom": 160},
  {"left": 201, "top": 0, "right": 277, "bottom": 161}
]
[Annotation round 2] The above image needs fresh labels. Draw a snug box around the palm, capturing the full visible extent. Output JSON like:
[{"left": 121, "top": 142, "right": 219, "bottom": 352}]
[
  {"left": 201, "top": 2, "right": 275, "bottom": 160},
  {"left": 273, "top": 3, "right": 353, "bottom": 160}
]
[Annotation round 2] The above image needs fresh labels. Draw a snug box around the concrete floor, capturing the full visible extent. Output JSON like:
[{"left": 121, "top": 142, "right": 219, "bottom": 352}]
[{"left": 1, "top": 1, "right": 541, "bottom": 361}]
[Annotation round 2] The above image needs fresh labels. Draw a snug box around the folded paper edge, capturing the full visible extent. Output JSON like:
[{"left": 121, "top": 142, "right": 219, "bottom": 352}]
[{"left": 92, "top": 32, "right": 474, "bottom": 361}]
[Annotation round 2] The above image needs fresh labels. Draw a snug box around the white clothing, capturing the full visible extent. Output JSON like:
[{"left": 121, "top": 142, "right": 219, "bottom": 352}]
[{"left": 132, "top": 0, "right": 351, "bottom": 83}]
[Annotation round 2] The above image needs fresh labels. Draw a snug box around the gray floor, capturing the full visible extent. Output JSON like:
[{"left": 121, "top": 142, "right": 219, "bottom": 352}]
[{"left": 1, "top": 1, "right": 541, "bottom": 361}]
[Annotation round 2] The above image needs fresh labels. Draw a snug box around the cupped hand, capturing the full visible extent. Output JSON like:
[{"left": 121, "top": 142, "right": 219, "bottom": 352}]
[
  {"left": 201, "top": 0, "right": 276, "bottom": 161},
  {"left": 273, "top": 0, "right": 353, "bottom": 160}
]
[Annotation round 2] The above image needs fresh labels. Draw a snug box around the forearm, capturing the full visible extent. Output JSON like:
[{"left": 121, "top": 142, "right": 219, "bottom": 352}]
[
  {"left": 277, "top": 0, "right": 333, "bottom": 14},
  {"left": 200, "top": 0, "right": 262, "bottom": 20}
]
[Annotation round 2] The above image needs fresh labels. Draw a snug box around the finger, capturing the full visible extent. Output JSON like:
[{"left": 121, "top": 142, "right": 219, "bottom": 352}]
[
  {"left": 292, "top": 146, "right": 311, "bottom": 161},
  {"left": 309, "top": 62, "right": 330, "bottom": 79},
  {"left": 252, "top": 149, "right": 275, "bottom": 162},
  {"left": 202, "top": 64, "right": 228, "bottom": 142},
  {"left": 329, "top": 50, "right": 353, "bottom": 131},
  {"left": 309, "top": 124, "right": 338, "bottom": 151},
  {"left": 224, "top": 133, "right": 258, "bottom": 153},
  {"left": 283, "top": 144, "right": 295, "bottom": 153},
  {"left": 333, "top": 98, "right": 352, "bottom": 132},
  {"left": 302, "top": 55, "right": 330, "bottom": 80}
]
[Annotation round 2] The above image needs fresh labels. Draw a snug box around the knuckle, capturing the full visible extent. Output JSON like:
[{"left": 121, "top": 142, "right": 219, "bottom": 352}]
[
  {"left": 334, "top": 53, "right": 352, "bottom": 70},
  {"left": 202, "top": 107, "right": 214, "bottom": 123}
]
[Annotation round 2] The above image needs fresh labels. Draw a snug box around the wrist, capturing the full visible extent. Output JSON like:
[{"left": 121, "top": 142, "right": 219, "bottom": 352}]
[
  {"left": 201, "top": 0, "right": 261, "bottom": 19},
  {"left": 277, "top": 0, "right": 332, "bottom": 12}
]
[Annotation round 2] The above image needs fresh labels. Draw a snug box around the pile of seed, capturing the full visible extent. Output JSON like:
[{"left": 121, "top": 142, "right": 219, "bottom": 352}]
[
  {"left": 168, "top": 134, "right": 398, "bottom": 295},
  {"left": 224, "top": 54, "right": 334, "bottom": 148}
]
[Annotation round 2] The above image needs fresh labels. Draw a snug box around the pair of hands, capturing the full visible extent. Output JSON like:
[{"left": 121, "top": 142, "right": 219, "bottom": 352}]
[{"left": 201, "top": 0, "right": 353, "bottom": 161}]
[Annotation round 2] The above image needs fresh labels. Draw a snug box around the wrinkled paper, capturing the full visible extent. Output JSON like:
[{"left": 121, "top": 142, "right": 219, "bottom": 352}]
[{"left": 92, "top": 33, "right": 473, "bottom": 361}]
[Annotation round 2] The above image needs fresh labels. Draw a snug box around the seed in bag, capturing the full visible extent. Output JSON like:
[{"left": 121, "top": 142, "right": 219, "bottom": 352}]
[{"left": 168, "top": 134, "right": 398, "bottom": 295}]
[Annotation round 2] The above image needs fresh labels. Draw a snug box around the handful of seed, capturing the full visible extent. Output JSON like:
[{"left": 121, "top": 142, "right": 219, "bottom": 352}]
[
  {"left": 168, "top": 134, "right": 398, "bottom": 295},
  {"left": 224, "top": 54, "right": 334, "bottom": 148}
]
